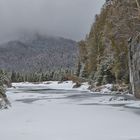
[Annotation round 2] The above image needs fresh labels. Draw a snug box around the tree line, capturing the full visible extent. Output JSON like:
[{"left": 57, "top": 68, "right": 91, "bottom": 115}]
[{"left": 10, "top": 69, "right": 75, "bottom": 83}]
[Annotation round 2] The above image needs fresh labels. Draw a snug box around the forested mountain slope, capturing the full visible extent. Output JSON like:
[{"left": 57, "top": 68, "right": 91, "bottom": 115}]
[
  {"left": 0, "top": 34, "right": 78, "bottom": 72},
  {"left": 77, "top": 0, "right": 140, "bottom": 85}
]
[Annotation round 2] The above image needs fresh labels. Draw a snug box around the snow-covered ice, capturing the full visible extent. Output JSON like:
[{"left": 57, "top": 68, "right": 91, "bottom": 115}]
[{"left": 0, "top": 82, "right": 140, "bottom": 140}]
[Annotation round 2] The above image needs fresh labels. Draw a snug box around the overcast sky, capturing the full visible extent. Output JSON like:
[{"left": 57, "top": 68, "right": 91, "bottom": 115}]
[{"left": 0, "top": 0, "right": 105, "bottom": 41}]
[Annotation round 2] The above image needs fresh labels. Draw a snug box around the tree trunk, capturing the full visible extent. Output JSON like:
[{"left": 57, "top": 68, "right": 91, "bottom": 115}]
[{"left": 135, "top": 0, "right": 140, "bottom": 15}]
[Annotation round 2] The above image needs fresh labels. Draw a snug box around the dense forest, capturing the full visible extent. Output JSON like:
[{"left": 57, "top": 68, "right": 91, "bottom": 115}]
[
  {"left": 10, "top": 69, "right": 74, "bottom": 82},
  {"left": 76, "top": 0, "right": 140, "bottom": 86},
  {"left": 0, "top": 34, "right": 78, "bottom": 72}
]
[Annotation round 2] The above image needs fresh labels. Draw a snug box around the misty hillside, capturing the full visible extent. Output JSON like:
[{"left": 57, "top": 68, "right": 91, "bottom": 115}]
[
  {"left": 77, "top": 0, "right": 140, "bottom": 85},
  {"left": 0, "top": 34, "right": 78, "bottom": 72}
]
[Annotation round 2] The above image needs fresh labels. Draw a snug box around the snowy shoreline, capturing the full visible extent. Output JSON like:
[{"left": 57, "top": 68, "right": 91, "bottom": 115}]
[
  {"left": 0, "top": 82, "right": 140, "bottom": 140},
  {"left": 12, "top": 81, "right": 90, "bottom": 91},
  {"left": 1, "top": 81, "right": 140, "bottom": 140},
  {"left": 10, "top": 81, "right": 140, "bottom": 109}
]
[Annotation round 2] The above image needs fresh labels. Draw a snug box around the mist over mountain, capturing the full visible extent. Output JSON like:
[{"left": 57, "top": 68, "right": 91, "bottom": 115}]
[
  {"left": 0, "top": 0, "right": 105, "bottom": 41},
  {"left": 0, "top": 33, "right": 78, "bottom": 72}
]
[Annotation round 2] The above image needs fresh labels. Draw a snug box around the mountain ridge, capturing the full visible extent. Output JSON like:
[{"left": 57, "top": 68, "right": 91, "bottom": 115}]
[{"left": 0, "top": 34, "right": 78, "bottom": 72}]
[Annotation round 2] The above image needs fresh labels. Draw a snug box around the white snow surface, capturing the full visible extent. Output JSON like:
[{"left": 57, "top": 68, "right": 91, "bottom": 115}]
[
  {"left": 100, "top": 84, "right": 113, "bottom": 94},
  {"left": 12, "top": 81, "right": 90, "bottom": 91},
  {"left": 0, "top": 82, "right": 140, "bottom": 140}
]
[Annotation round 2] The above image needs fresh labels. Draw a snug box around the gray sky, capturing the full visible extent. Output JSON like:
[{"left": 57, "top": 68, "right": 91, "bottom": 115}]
[{"left": 0, "top": 0, "right": 105, "bottom": 41}]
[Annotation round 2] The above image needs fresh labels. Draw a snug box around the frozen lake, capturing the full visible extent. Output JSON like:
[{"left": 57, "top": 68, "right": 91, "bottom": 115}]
[{"left": 0, "top": 83, "right": 140, "bottom": 140}]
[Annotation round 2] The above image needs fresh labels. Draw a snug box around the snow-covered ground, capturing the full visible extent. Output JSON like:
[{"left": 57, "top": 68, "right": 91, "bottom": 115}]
[
  {"left": 12, "top": 81, "right": 90, "bottom": 91},
  {"left": 0, "top": 82, "right": 140, "bottom": 140}
]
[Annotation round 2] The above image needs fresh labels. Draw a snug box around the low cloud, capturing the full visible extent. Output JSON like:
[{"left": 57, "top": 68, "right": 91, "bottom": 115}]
[{"left": 0, "top": 0, "right": 105, "bottom": 41}]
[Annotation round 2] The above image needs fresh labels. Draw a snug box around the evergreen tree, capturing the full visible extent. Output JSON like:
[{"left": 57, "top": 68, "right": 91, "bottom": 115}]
[{"left": 11, "top": 71, "right": 17, "bottom": 82}]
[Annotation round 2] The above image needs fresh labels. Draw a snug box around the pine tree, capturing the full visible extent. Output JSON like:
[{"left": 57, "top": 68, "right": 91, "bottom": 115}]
[
  {"left": 0, "top": 70, "right": 11, "bottom": 108},
  {"left": 11, "top": 71, "right": 17, "bottom": 82}
]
